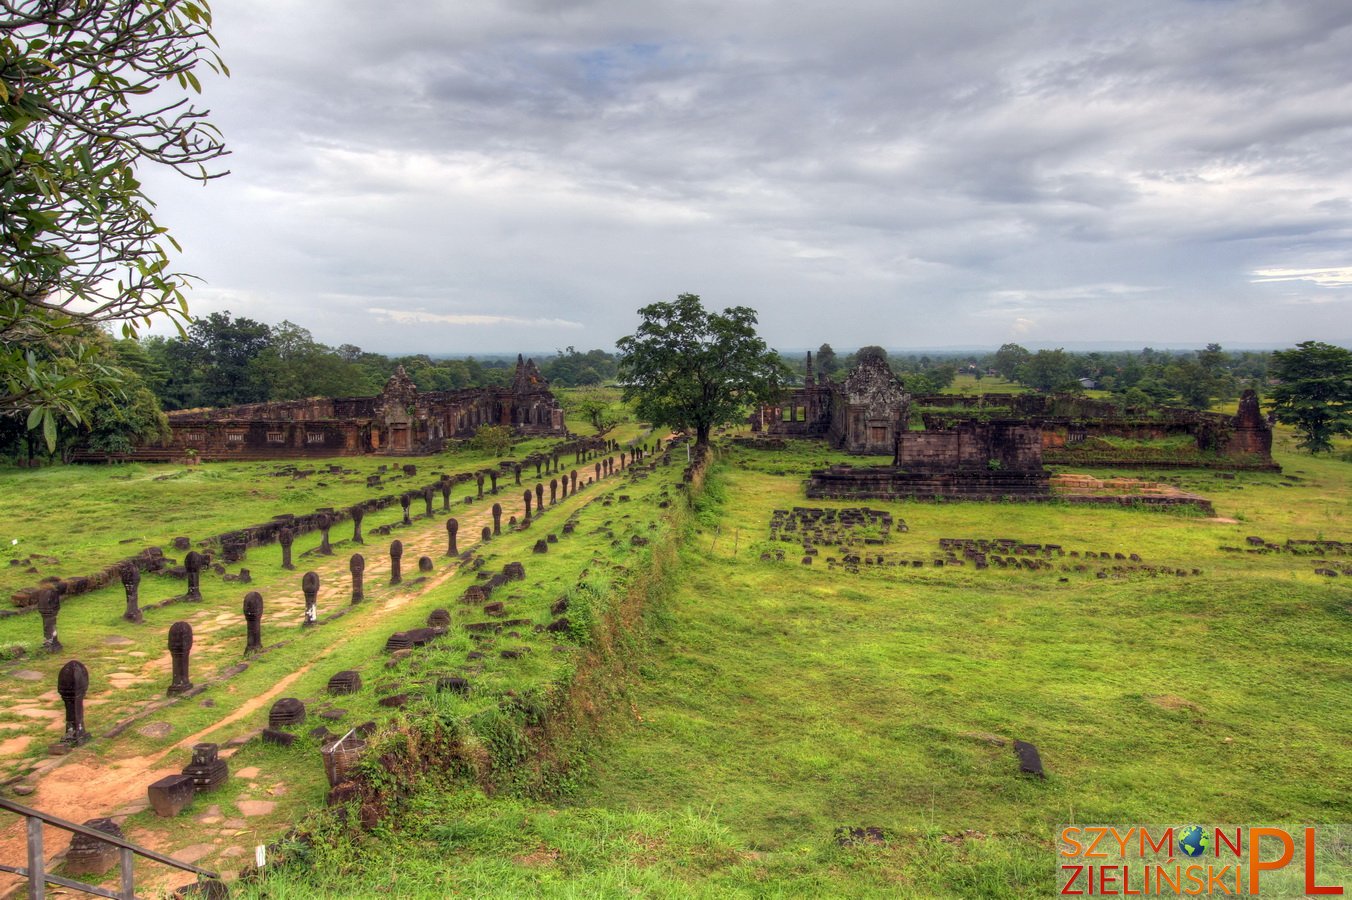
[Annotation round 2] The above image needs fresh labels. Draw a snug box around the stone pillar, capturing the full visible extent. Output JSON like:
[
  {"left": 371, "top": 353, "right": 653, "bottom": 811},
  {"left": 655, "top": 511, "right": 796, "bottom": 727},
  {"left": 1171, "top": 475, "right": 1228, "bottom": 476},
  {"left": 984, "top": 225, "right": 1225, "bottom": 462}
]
[
  {"left": 446, "top": 518, "right": 459, "bottom": 556},
  {"left": 279, "top": 527, "right": 295, "bottom": 570},
  {"left": 481, "top": 525, "right": 492, "bottom": 543},
  {"left": 57, "top": 660, "right": 89, "bottom": 746},
  {"left": 523, "top": 490, "right": 533, "bottom": 523},
  {"left": 167, "top": 621, "right": 193, "bottom": 695},
  {"left": 535, "top": 482, "right": 544, "bottom": 512},
  {"left": 423, "top": 486, "right": 434, "bottom": 518},
  {"left": 490, "top": 472, "right": 498, "bottom": 494},
  {"left": 37, "top": 587, "right": 61, "bottom": 652},
  {"left": 350, "top": 506, "right": 365, "bottom": 544},
  {"left": 476, "top": 473, "right": 485, "bottom": 499},
  {"left": 389, "top": 540, "right": 403, "bottom": 585},
  {"left": 302, "top": 571, "right": 319, "bottom": 627},
  {"left": 535, "top": 460, "right": 542, "bottom": 478},
  {"left": 441, "top": 480, "right": 451, "bottom": 511},
  {"left": 571, "top": 470, "right": 578, "bottom": 494},
  {"left": 514, "top": 464, "right": 521, "bottom": 485},
  {"left": 400, "top": 493, "right": 412, "bottom": 526},
  {"left": 121, "top": 563, "right": 142, "bottom": 623},
  {"left": 350, "top": 554, "right": 365, "bottom": 603},
  {"left": 243, "top": 591, "right": 263, "bottom": 656},
  {"left": 184, "top": 550, "right": 205, "bottom": 602},
  {"left": 595, "top": 462, "right": 601, "bottom": 482},
  {"left": 492, "top": 503, "right": 502, "bottom": 536},
  {"left": 317, "top": 515, "right": 333, "bottom": 556},
  {"left": 550, "top": 478, "right": 558, "bottom": 505},
  {"left": 621, "top": 451, "right": 627, "bottom": 469}
]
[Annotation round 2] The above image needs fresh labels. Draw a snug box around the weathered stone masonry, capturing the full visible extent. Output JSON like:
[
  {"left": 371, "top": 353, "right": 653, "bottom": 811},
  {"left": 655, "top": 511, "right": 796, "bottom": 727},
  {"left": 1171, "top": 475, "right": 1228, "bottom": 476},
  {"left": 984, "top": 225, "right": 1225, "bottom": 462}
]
[
  {"left": 751, "top": 351, "right": 910, "bottom": 455},
  {"left": 119, "top": 355, "right": 566, "bottom": 461}
]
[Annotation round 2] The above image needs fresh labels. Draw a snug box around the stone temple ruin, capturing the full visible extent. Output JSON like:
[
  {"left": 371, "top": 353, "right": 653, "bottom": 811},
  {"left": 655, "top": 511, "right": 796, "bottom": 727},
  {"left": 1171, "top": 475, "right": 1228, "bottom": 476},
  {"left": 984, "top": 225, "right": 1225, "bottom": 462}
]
[
  {"left": 755, "top": 351, "right": 1275, "bottom": 470},
  {"left": 808, "top": 421, "right": 1051, "bottom": 501},
  {"left": 750, "top": 349, "right": 910, "bottom": 454},
  {"left": 750, "top": 350, "right": 1277, "bottom": 501},
  {"left": 97, "top": 355, "right": 566, "bottom": 461}
]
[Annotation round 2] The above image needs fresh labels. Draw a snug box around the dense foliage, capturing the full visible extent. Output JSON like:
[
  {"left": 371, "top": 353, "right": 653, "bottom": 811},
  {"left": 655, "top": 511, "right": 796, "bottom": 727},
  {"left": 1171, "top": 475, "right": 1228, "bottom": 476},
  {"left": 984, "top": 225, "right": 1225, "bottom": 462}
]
[
  {"left": 1269, "top": 341, "right": 1352, "bottom": 454},
  {"left": 783, "top": 342, "right": 1278, "bottom": 411},
  {"left": 1, "top": 0, "right": 228, "bottom": 447},
  {"left": 617, "top": 294, "right": 788, "bottom": 446}
]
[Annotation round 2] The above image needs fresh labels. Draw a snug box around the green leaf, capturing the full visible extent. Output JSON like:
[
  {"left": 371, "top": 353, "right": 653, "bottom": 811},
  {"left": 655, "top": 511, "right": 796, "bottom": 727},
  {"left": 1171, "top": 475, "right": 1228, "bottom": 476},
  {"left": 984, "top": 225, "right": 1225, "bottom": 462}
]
[{"left": 42, "top": 409, "right": 56, "bottom": 452}]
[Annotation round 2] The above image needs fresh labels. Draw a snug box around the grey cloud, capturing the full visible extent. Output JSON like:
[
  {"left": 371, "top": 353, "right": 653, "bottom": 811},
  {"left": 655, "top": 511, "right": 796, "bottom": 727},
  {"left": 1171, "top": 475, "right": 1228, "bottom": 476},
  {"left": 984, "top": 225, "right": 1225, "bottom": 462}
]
[{"left": 137, "top": 0, "right": 1352, "bottom": 351}]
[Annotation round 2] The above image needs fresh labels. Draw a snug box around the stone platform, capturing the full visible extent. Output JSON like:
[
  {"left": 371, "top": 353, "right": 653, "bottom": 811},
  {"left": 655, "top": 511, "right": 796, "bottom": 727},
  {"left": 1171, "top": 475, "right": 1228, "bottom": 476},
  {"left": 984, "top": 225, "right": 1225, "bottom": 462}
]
[{"left": 804, "top": 465, "right": 1050, "bottom": 501}]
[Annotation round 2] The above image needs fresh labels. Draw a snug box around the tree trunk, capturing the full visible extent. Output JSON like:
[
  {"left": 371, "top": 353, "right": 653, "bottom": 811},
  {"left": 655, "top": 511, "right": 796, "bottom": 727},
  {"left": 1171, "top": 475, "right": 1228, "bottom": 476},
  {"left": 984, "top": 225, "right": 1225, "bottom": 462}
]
[{"left": 696, "top": 424, "right": 711, "bottom": 446}]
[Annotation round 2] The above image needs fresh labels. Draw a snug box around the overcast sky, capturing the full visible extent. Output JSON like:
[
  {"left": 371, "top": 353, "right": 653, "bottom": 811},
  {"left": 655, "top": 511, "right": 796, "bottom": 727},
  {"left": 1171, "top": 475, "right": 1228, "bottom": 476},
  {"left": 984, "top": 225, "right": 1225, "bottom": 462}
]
[{"left": 141, "top": 0, "right": 1352, "bottom": 354}]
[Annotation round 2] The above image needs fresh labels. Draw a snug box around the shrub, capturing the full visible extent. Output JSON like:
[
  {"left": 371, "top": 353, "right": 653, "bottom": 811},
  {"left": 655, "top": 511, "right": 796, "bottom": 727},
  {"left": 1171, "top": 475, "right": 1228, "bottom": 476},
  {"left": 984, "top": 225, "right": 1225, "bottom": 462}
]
[{"left": 468, "top": 425, "right": 513, "bottom": 455}]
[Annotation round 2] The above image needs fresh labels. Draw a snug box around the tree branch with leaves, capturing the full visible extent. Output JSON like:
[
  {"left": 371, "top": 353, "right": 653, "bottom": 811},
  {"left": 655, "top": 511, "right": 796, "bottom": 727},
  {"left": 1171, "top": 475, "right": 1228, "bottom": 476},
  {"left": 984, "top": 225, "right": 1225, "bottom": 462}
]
[{"left": 1, "top": 0, "right": 228, "bottom": 448}]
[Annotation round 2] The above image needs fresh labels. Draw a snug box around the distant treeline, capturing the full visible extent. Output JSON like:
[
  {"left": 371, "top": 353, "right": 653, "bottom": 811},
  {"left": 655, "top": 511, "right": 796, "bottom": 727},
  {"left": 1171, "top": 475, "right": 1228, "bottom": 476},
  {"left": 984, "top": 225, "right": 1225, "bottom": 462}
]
[
  {"left": 0, "top": 306, "right": 1316, "bottom": 464},
  {"left": 125, "top": 313, "right": 620, "bottom": 411},
  {"left": 782, "top": 342, "right": 1273, "bottom": 409},
  {"left": 0, "top": 311, "right": 621, "bottom": 461}
]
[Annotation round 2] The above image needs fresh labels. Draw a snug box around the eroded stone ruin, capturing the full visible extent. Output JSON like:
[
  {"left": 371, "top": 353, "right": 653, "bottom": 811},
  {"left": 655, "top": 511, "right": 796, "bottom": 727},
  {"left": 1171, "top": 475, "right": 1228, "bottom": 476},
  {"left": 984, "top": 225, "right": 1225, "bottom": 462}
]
[
  {"left": 103, "top": 356, "right": 567, "bottom": 461},
  {"left": 754, "top": 351, "right": 1277, "bottom": 472}
]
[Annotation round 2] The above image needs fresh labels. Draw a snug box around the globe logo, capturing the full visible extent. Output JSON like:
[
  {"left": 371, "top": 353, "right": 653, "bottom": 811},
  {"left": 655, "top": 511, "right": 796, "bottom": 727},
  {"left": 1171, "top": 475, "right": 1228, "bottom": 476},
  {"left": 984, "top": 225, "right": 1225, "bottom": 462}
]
[{"left": 1177, "top": 825, "right": 1211, "bottom": 858}]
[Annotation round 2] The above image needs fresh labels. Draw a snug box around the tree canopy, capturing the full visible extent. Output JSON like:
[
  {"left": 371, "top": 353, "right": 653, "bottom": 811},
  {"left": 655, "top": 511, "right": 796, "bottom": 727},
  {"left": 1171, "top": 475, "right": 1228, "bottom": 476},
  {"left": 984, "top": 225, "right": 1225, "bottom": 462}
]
[
  {"left": 815, "top": 343, "right": 839, "bottom": 377},
  {"left": 567, "top": 388, "right": 628, "bottom": 438},
  {"left": 1, "top": 0, "right": 228, "bottom": 447},
  {"left": 1269, "top": 341, "right": 1352, "bottom": 454},
  {"left": 616, "top": 294, "right": 787, "bottom": 446}
]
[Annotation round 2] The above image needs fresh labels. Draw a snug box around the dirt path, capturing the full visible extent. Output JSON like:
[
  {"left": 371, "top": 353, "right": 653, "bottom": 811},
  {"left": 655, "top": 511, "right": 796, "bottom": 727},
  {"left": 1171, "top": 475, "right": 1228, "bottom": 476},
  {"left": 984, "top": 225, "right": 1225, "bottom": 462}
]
[
  {"left": 0, "top": 463, "right": 626, "bottom": 893},
  {"left": 0, "top": 484, "right": 527, "bottom": 893}
]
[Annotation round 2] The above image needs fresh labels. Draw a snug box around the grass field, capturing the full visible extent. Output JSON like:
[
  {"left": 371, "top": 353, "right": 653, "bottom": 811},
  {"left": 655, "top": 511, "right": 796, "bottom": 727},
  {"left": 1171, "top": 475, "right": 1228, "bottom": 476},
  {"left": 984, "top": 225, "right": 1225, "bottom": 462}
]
[
  {"left": 0, "top": 422, "right": 673, "bottom": 896},
  {"left": 0, "top": 409, "right": 1348, "bottom": 897},
  {"left": 0, "top": 391, "right": 646, "bottom": 600},
  {"left": 226, "top": 432, "right": 1351, "bottom": 898}
]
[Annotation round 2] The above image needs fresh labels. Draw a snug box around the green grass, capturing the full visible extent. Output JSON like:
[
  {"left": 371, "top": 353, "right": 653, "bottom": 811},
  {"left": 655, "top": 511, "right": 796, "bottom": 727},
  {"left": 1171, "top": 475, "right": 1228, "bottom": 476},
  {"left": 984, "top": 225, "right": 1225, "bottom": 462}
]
[
  {"left": 235, "top": 438, "right": 1350, "bottom": 898},
  {"left": 0, "top": 439, "right": 572, "bottom": 598},
  {"left": 6, "top": 426, "right": 1351, "bottom": 897},
  {"left": 577, "top": 456, "right": 1348, "bottom": 833},
  {"left": 0, "top": 437, "right": 686, "bottom": 895},
  {"left": 941, "top": 375, "right": 1026, "bottom": 395}
]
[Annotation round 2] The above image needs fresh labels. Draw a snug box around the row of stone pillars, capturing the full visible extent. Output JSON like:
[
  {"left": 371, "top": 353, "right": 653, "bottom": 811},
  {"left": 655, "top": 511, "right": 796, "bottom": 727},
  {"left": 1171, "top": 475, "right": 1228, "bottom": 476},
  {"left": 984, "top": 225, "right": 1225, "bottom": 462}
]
[
  {"left": 45, "top": 449, "right": 654, "bottom": 747},
  {"left": 62, "top": 453, "right": 641, "bottom": 663}
]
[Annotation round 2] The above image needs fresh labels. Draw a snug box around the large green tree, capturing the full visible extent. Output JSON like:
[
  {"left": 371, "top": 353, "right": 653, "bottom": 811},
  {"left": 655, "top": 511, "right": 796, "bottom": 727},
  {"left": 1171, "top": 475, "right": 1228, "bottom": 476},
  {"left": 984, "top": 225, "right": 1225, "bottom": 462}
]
[
  {"left": 616, "top": 294, "right": 787, "bottom": 446},
  {"left": 993, "top": 343, "right": 1030, "bottom": 381},
  {"left": 1269, "top": 341, "right": 1352, "bottom": 454},
  {"left": 1017, "top": 348, "right": 1078, "bottom": 393},
  {"left": 1, "top": 0, "right": 227, "bottom": 446}
]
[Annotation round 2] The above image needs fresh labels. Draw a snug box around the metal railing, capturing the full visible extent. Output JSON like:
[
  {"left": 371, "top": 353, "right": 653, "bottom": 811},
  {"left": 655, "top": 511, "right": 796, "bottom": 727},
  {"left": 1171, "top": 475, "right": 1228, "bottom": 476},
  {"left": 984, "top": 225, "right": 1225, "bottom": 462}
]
[{"left": 0, "top": 796, "right": 222, "bottom": 900}]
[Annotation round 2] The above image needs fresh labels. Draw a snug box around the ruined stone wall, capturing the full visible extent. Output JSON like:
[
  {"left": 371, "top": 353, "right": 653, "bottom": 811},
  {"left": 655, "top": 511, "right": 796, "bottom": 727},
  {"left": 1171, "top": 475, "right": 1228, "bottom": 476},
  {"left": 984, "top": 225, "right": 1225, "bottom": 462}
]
[
  {"left": 751, "top": 385, "right": 832, "bottom": 437},
  {"left": 895, "top": 422, "right": 1043, "bottom": 472},
  {"left": 158, "top": 420, "right": 369, "bottom": 460},
  {"left": 805, "top": 465, "right": 1050, "bottom": 501},
  {"left": 167, "top": 398, "right": 341, "bottom": 423},
  {"left": 127, "top": 356, "right": 568, "bottom": 461},
  {"left": 914, "top": 394, "right": 1127, "bottom": 418},
  {"left": 919, "top": 391, "right": 1276, "bottom": 469}
]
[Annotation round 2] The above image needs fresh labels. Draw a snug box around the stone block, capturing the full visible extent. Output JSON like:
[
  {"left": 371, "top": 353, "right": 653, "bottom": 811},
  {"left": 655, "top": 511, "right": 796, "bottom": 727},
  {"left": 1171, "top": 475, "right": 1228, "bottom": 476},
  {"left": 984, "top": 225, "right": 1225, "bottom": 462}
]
[{"left": 148, "top": 773, "right": 196, "bottom": 817}]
